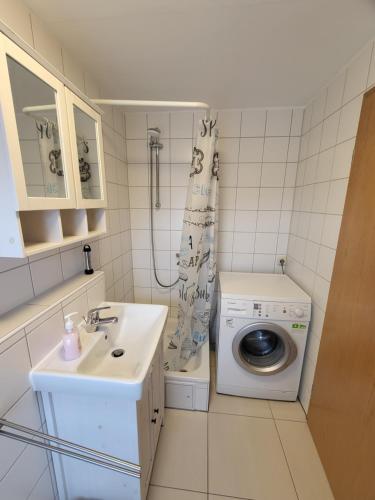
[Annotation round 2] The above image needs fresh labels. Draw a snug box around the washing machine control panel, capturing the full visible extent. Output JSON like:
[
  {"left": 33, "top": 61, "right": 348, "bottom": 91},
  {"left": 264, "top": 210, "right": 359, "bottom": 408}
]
[{"left": 253, "top": 301, "right": 311, "bottom": 321}]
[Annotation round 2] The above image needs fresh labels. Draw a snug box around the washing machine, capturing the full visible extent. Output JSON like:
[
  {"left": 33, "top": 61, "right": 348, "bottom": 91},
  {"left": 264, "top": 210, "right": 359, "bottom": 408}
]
[{"left": 216, "top": 272, "right": 311, "bottom": 401}]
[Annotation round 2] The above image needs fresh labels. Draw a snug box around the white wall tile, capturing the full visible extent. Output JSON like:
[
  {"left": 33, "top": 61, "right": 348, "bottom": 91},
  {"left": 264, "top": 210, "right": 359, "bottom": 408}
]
[
  {"left": 261, "top": 164, "right": 286, "bottom": 187},
  {"left": 170, "top": 112, "right": 193, "bottom": 138},
  {"left": 237, "top": 164, "right": 262, "bottom": 186},
  {"left": 325, "top": 72, "right": 346, "bottom": 118},
  {"left": 218, "top": 232, "right": 234, "bottom": 253},
  {"left": 231, "top": 253, "right": 253, "bottom": 272},
  {"left": 220, "top": 187, "right": 236, "bottom": 209},
  {"left": 0, "top": 442, "right": 48, "bottom": 500},
  {"left": 236, "top": 188, "right": 259, "bottom": 210},
  {"left": 234, "top": 211, "right": 257, "bottom": 232},
  {"left": 125, "top": 112, "right": 147, "bottom": 139},
  {"left": 263, "top": 137, "right": 289, "bottom": 162},
  {"left": 343, "top": 42, "right": 373, "bottom": 104},
  {"left": 27, "top": 467, "right": 55, "bottom": 500},
  {"left": 255, "top": 233, "right": 278, "bottom": 254},
  {"left": 217, "top": 110, "right": 241, "bottom": 137},
  {"left": 321, "top": 214, "right": 342, "bottom": 249},
  {"left": 320, "top": 111, "right": 340, "bottom": 151},
  {"left": 220, "top": 164, "right": 238, "bottom": 187},
  {"left": 316, "top": 246, "right": 336, "bottom": 281},
  {"left": 0, "top": 338, "right": 30, "bottom": 415},
  {"left": 316, "top": 148, "right": 334, "bottom": 183},
  {"left": 266, "top": 109, "right": 292, "bottom": 136},
  {"left": 256, "top": 211, "right": 280, "bottom": 232},
  {"left": 337, "top": 95, "right": 362, "bottom": 143},
  {"left": 0, "top": 389, "right": 41, "bottom": 481},
  {"left": 126, "top": 140, "right": 148, "bottom": 163},
  {"left": 30, "top": 254, "right": 63, "bottom": 296},
  {"left": 326, "top": 179, "right": 348, "bottom": 214},
  {"left": 258, "top": 188, "right": 283, "bottom": 210},
  {"left": 26, "top": 308, "right": 64, "bottom": 366},
  {"left": 287, "top": 137, "right": 301, "bottom": 162},
  {"left": 241, "top": 109, "right": 267, "bottom": 137},
  {"left": 291, "top": 108, "right": 304, "bottom": 136},
  {"left": 311, "top": 91, "right": 327, "bottom": 128},
  {"left": 331, "top": 139, "right": 355, "bottom": 179},
  {"left": 170, "top": 139, "right": 193, "bottom": 163},
  {"left": 233, "top": 232, "right": 255, "bottom": 253},
  {"left": 148, "top": 112, "right": 170, "bottom": 138},
  {"left": 0, "top": 266, "right": 34, "bottom": 315},
  {"left": 253, "top": 254, "right": 276, "bottom": 272},
  {"left": 61, "top": 246, "right": 83, "bottom": 280},
  {"left": 239, "top": 138, "right": 263, "bottom": 162}
]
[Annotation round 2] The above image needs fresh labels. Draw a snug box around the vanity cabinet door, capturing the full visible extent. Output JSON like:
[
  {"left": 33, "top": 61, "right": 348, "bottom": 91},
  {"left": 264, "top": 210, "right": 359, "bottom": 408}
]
[
  {"left": 0, "top": 34, "right": 76, "bottom": 210},
  {"left": 138, "top": 372, "right": 153, "bottom": 497},
  {"left": 65, "top": 89, "right": 107, "bottom": 208},
  {"left": 150, "top": 345, "right": 164, "bottom": 452}
]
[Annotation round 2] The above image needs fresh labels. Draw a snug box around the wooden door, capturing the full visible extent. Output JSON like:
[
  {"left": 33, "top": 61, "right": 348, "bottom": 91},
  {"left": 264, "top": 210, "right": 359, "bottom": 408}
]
[{"left": 308, "top": 87, "right": 375, "bottom": 500}]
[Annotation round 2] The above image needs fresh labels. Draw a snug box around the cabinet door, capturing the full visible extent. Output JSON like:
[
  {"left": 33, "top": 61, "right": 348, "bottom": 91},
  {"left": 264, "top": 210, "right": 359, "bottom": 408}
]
[
  {"left": 150, "top": 346, "right": 164, "bottom": 451},
  {"left": 138, "top": 372, "right": 153, "bottom": 496},
  {"left": 0, "top": 34, "right": 76, "bottom": 210},
  {"left": 65, "top": 89, "right": 107, "bottom": 208}
]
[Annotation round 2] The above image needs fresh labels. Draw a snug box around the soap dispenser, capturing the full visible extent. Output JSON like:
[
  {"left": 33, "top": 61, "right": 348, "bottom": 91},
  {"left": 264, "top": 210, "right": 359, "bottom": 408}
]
[{"left": 63, "top": 312, "right": 81, "bottom": 361}]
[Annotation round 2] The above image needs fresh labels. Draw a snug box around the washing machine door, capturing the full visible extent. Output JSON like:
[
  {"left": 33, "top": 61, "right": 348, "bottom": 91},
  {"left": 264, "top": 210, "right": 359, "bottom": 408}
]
[{"left": 232, "top": 322, "right": 297, "bottom": 376}]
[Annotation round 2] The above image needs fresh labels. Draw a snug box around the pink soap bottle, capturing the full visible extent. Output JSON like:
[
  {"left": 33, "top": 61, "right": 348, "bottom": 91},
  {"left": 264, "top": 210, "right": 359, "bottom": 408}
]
[{"left": 63, "top": 312, "right": 81, "bottom": 361}]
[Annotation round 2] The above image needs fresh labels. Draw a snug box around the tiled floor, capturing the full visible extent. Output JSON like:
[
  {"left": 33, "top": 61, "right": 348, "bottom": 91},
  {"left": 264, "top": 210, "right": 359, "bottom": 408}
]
[{"left": 148, "top": 353, "right": 334, "bottom": 500}]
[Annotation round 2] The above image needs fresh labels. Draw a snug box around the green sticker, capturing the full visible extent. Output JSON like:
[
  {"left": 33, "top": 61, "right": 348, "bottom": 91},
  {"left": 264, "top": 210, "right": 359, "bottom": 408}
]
[{"left": 292, "top": 323, "right": 306, "bottom": 329}]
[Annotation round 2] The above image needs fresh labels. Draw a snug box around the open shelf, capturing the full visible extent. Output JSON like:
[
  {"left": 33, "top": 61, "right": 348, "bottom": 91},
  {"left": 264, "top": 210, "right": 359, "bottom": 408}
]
[
  {"left": 19, "top": 210, "right": 63, "bottom": 256},
  {"left": 86, "top": 208, "right": 106, "bottom": 237},
  {"left": 60, "top": 209, "right": 88, "bottom": 244}
]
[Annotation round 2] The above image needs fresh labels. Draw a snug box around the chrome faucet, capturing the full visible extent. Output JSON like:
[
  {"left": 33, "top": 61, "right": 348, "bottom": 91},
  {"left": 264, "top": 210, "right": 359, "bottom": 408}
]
[{"left": 84, "top": 306, "right": 118, "bottom": 333}]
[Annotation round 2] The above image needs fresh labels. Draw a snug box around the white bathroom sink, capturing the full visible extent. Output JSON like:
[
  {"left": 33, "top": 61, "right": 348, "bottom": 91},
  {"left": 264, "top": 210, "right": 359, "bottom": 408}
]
[{"left": 30, "top": 302, "right": 168, "bottom": 400}]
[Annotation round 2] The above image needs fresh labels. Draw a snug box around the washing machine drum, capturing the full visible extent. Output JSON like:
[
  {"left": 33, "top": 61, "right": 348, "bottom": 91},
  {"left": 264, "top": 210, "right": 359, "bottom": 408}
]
[{"left": 232, "top": 322, "right": 297, "bottom": 376}]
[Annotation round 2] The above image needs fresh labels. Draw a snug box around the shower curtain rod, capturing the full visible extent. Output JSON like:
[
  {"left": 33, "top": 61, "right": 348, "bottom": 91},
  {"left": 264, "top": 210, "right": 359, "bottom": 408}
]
[
  {"left": 92, "top": 99, "right": 211, "bottom": 119},
  {"left": 23, "top": 100, "right": 212, "bottom": 118}
]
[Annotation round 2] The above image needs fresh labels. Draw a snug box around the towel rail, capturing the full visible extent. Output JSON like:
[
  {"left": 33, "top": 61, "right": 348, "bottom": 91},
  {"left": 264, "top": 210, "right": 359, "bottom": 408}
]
[{"left": 0, "top": 418, "right": 141, "bottom": 478}]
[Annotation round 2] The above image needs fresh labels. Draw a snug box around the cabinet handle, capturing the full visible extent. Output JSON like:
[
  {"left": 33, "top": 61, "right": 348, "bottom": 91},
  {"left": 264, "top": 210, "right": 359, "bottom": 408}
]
[
  {"left": 154, "top": 408, "right": 159, "bottom": 414},
  {"left": 151, "top": 418, "right": 157, "bottom": 424}
]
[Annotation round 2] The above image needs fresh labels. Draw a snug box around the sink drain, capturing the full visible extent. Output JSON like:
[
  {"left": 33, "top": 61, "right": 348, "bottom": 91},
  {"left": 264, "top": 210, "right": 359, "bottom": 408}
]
[{"left": 111, "top": 349, "right": 125, "bottom": 358}]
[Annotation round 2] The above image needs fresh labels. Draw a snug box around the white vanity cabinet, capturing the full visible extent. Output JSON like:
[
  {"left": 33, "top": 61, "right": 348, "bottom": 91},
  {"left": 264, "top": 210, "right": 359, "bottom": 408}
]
[
  {"left": 0, "top": 33, "right": 107, "bottom": 257},
  {"left": 40, "top": 340, "right": 164, "bottom": 500}
]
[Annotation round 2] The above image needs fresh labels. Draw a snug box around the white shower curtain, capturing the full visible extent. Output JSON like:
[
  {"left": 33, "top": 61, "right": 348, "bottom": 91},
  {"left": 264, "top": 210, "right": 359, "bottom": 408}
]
[{"left": 165, "top": 119, "right": 219, "bottom": 371}]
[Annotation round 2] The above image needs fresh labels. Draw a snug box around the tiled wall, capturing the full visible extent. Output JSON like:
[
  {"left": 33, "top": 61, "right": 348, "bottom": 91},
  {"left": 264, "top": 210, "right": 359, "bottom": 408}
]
[
  {"left": 0, "top": 272, "right": 105, "bottom": 499},
  {"left": 0, "top": 0, "right": 133, "bottom": 318},
  {"left": 287, "top": 39, "right": 375, "bottom": 412},
  {"left": 126, "top": 107, "right": 303, "bottom": 317}
]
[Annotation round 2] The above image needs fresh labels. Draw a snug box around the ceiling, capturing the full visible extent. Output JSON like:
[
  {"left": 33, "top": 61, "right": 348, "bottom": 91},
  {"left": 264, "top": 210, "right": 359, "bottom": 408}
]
[{"left": 25, "top": 0, "right": 375, "bottom": 108}]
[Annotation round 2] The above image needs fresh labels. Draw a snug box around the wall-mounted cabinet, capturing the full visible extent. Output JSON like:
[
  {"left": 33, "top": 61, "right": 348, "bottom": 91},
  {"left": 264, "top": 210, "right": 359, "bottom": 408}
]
[
  {"left": 65, "top": 89, "right": 107, "bottom": 208},
  {"left": 0, "top": 33, "right": 108, "bottom": 257}
]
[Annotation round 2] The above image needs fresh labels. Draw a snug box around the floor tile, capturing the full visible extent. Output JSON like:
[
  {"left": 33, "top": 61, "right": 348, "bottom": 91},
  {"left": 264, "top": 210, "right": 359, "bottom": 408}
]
[
  {"left": 151, "top": 409, "right": 207, "bottom": 492},
  {"left": 147, "top": 485, "right": 206, "bottom": 499},
  {"left": 269, "top": 400, "right": 306, "bottom": 421},
  {"left": 209, "top": 376, "right": 272, "bottom": 419},
  {"left": 208, "top": 413, "right": 297, "bottom": 499},
  {"left": 276, "top": 420, "right": 334, "bottom": 500}
]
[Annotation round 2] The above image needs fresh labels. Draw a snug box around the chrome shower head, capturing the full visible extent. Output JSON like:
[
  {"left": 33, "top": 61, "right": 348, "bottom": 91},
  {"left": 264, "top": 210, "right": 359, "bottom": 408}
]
[{"left": 147, "top": 127, "right": 161, "bottom": 137}]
